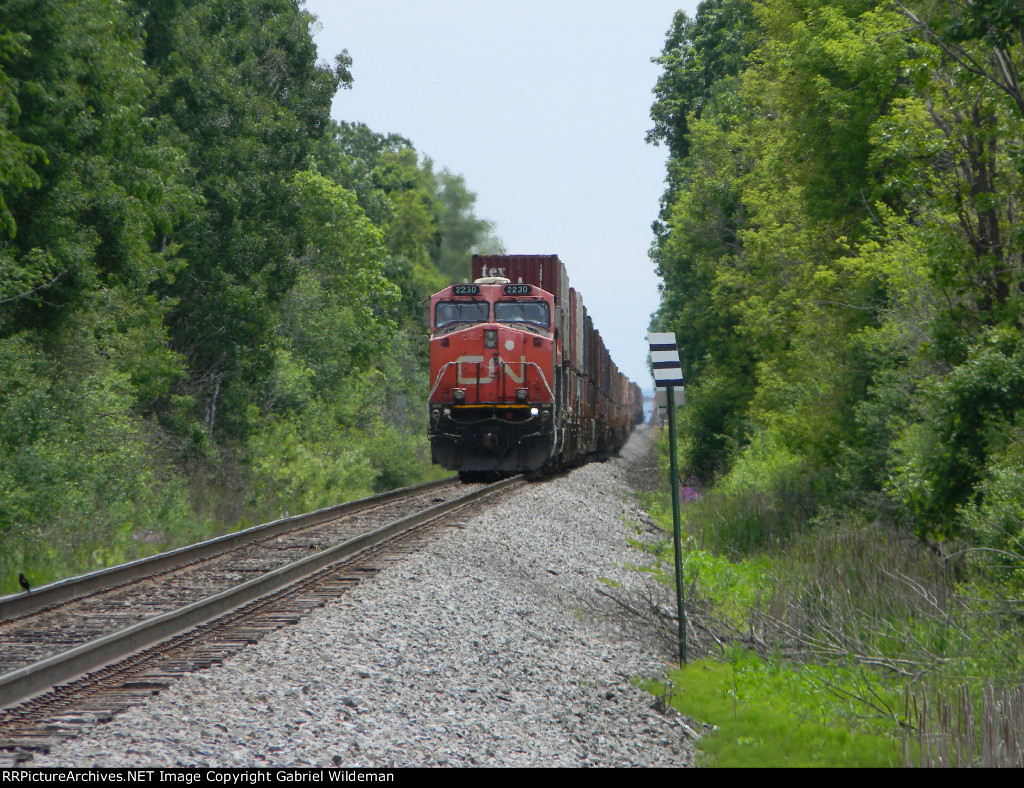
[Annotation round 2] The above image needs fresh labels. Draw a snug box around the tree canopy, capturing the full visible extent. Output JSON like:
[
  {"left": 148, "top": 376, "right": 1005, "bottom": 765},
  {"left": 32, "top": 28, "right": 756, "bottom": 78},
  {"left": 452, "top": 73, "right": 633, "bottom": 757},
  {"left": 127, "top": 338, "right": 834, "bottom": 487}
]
[
  {"left": 649, "top": 0, "right": 1024, "bottom": 559},
  {"left": 0, "top": 0, "right": 502, "bottom": 591}
]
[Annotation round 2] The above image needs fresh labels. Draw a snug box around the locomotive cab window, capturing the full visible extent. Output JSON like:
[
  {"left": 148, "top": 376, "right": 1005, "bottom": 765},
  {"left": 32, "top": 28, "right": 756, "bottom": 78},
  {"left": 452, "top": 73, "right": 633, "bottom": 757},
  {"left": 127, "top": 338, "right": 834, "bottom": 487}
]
[
  {"left": 494, "top": 300, "right": 550, "bottom": 329},
  {"left": 435, "top": 301, "right": 489, "bottom": 329}
]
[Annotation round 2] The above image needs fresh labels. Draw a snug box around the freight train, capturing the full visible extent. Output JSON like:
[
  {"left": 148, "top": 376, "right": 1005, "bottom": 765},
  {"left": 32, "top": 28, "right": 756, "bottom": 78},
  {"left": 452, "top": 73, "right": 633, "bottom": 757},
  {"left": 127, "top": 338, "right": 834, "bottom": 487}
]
[{"left": 427, "top": 254, "right": 643, "bottom": 481}]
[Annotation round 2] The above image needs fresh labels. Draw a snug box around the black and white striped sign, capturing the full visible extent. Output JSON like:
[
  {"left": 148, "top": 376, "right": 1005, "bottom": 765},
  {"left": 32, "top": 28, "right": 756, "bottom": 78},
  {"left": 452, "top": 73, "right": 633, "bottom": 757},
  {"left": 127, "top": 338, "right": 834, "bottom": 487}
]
[{"left": 648, "top": 332, "right": 684, "bottom": 388}]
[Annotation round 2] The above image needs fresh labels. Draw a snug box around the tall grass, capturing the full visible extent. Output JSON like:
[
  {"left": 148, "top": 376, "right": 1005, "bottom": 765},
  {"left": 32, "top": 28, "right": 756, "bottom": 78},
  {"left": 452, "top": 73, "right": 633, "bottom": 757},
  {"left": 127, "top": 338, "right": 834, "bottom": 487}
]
[
  {"left": 903, "top": 685, "right": 1024, "bottom": 767},
  {"left": 1, "top": 421, "right": 443, "bottom": 595},
  {"left": 749, "top": 525, "right": 963, "bottom": 677},
  {"left": 636, "top": 475, "right": 1024, "bottom": 766}
]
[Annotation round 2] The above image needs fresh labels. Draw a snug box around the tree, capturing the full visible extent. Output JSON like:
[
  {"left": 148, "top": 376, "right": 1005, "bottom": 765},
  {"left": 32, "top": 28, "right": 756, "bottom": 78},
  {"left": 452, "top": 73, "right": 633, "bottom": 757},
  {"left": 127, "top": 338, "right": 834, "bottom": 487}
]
[
  {"left": 434, "top": 169, "right": 503, "bottom": 283},
  {"left": 130, "top": 0, "right": 349, "bottom": 439},
  {"left": 649, "top": 0, "right": 1024, "bottom": 544},
  {"left": 893, "top": 0, "right": 1024, "bottom": 121}
]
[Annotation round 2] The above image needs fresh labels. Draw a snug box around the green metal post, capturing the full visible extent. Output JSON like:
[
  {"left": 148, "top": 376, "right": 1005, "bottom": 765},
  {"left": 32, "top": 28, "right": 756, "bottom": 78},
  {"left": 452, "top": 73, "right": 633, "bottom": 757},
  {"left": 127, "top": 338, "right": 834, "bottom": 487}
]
[{"left": 666, "top": 386, "right": 686, "bottom": 664}]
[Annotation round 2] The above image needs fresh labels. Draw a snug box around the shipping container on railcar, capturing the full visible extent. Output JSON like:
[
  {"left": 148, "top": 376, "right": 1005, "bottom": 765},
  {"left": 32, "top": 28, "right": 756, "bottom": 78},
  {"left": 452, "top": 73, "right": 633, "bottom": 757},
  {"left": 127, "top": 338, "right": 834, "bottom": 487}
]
[{"left": 629, "top": 381, "right": 644, "bottom": 425}]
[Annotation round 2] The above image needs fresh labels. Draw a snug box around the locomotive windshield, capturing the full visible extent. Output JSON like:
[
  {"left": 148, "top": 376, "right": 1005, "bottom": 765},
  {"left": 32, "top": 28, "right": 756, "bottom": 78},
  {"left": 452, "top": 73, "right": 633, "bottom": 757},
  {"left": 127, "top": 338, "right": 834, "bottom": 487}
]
[
  {"left": 435, "top": 301, "right": 489, "bottom": 328},
  {"left": 494, "top": 300, "right": 550, "bottom": 328}
]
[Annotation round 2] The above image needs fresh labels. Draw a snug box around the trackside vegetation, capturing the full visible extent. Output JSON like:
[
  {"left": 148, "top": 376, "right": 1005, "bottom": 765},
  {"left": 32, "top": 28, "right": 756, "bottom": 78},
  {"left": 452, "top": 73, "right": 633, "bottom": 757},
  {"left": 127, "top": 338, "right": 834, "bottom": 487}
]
[
  {"left": 0, "top": 0, "right": 502, "bottom": 592},
  {"left": 644, "top": 0, "right": 1024, "bottom": 765},
  {"left": 645, "top": 658, "right": 899, "bottom": 767}
]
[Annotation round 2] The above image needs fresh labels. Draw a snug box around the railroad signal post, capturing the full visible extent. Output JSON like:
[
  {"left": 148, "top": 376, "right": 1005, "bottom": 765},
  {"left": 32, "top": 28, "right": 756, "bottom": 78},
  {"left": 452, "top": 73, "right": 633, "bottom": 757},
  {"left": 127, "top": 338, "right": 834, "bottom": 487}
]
[{"left": 648, "top": 333, "right": 687, "bottom": 665}]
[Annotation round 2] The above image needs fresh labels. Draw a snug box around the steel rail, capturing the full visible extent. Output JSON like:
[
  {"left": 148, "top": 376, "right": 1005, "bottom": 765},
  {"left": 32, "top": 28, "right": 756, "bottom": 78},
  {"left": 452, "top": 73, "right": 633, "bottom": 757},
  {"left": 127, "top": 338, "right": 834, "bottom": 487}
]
[
  {"left": 0, "top": 477, "right": 457, "bottom": 622},
  {"left": 0, "top": 476, "right": 520, "bottom": 711}
]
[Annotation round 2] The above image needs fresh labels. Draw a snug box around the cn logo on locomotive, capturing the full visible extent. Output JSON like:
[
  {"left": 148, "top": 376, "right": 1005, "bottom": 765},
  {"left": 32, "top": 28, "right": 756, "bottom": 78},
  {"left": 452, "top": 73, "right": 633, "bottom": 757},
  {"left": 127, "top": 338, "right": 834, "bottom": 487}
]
[{"left": 455, "top": 355, "right": 528, "bottom": 384}]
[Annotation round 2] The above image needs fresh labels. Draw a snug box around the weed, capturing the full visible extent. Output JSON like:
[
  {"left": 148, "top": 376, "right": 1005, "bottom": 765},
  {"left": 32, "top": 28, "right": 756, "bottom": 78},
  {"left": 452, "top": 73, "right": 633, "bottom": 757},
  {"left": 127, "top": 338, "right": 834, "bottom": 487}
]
[{"left": 648, "top": 655, "right": 899, "bottom": 767}]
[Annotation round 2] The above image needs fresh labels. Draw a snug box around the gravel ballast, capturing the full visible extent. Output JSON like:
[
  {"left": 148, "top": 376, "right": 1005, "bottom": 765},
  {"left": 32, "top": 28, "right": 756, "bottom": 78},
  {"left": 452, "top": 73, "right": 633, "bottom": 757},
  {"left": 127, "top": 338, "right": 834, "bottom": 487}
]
[{"left": 32, "top": 428, "right": 693, "bottom": 768}]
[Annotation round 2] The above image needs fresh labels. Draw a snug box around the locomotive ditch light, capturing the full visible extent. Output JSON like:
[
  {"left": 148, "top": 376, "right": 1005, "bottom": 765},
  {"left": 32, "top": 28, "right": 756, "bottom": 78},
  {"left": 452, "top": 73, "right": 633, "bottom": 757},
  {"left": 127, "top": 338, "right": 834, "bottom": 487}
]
[
  {"left": 531, "top": 407, "right": 539, "bottom": 416},
  {"left": 485, "top": 329, "right": 497, "bottom": 349}
]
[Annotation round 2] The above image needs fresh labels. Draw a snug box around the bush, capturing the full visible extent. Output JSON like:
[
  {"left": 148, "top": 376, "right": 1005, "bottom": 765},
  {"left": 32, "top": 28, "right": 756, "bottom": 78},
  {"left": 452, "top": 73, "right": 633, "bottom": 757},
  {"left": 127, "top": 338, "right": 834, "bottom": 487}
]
[
  {"left": 682, "top": 438, "right": 826, "bottom": 554},
  {"left": 888, "top": 329, "right": 1024, "bottom": 539},
  {"left": 0, "top": 332, "right": 200, "bottom": 592},
  {"left": 959, "top": 440, "right": 1024, "bottom": 593}
]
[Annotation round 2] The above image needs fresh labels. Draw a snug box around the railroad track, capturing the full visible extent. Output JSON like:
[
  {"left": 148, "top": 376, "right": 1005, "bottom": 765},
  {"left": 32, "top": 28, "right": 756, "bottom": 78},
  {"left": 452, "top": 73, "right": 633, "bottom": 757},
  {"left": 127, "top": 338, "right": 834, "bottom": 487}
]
[{"left": 0, "top": 476, "right": 524, "bottom": 765}]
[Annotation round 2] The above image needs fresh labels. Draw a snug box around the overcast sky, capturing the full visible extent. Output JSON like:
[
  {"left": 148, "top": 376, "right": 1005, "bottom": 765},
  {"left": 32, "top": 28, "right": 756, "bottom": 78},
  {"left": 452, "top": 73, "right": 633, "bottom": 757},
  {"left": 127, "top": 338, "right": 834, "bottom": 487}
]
[{"left": 302, "top": 1, "right": 700, "bottom": 390}]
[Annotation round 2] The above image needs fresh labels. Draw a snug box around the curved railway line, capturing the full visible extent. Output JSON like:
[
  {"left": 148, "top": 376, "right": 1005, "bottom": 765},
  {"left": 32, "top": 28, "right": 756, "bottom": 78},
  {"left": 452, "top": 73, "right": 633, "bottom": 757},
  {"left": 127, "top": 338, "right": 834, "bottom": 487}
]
[{"left": 0, "top": 476, "right": 525, "bottom": 765}]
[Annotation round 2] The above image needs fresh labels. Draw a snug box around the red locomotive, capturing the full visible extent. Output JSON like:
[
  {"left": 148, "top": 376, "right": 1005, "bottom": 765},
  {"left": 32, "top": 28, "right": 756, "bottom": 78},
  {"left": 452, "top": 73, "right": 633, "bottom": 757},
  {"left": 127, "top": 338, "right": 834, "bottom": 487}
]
[{"left": 428, "top": 254, "right": 643, "bottom": 481}]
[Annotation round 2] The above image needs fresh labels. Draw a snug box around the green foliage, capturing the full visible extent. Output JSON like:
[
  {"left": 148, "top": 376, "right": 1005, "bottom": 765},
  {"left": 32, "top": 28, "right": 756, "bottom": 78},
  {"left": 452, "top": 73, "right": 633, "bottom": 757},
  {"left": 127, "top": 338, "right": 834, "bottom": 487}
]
[
  {"left": 682, "top": 548, "right": 770, "bottom": 627},
  {"left": 650, "top": 0, "right": 1024, "bottom": 545},
  {"left": 0, "top": 328, "right": 197, "bottom": 593},
  {"left": 247, "top": 364, "right": 441, "bottom": 519},
  {"left": 313, "top": 121, "right": 502, "bottom": 323},
  {"left": 0, "top": 0, "right": 193, "bottom": 324},
  {"left": 0, "top": 0, "right": 499, "bottom": 590},
  {"left": 941, "top": 0, "right": 1024, "bottom": 50},
  {"left": 434, "top": 169, "right": 504, "bottom": 282},
  {"left": 247, "top": 407, "right": 376, "bottom": 518},
  {"left": 646, "top": 1, "right": 1024, "bottom": 755},
  {"left": 640, "top": 434, "right": 1024, "bottom": 758},
  {"left": 0, "top": 28, "right": 42, "bottom": 238},
  {"left": 691, "top": 459, "right": 823, "bottom": 553},
  {"left": 958, "top": 441, "right": 1024, "bottom": 592},
  {"left": 132, "top": 0, "right": 349, "bottom": 442},
  {"left": 648, "top": 0, "right": 757, "bottom": 165},
  {"left": 648, "top": 654, "right": 899, "bottom": 767},
  {"left": 889, "top": 329, "right": 1024, "bottom": 537}
]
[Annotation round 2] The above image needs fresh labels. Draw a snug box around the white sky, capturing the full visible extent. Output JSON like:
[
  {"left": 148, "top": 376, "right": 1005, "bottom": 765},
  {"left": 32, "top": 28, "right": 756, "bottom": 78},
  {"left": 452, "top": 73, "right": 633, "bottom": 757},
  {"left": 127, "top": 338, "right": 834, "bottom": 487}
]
[{"left": 302, "top": 1, "right": 699, "bottom": 390}]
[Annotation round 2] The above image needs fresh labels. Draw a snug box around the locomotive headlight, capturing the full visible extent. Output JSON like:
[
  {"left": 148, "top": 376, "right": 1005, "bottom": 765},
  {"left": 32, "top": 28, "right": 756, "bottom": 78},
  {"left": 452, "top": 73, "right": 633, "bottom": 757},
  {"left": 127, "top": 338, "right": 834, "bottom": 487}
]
[
  {"left": 453, "top": 389, "right": 466, "bottom": 402},
  {"left": 515, "top": 388, "right": 528, "bottom": 401},
  {"left": 484, "top": 329, "right": 497, "bottom": 349}
]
